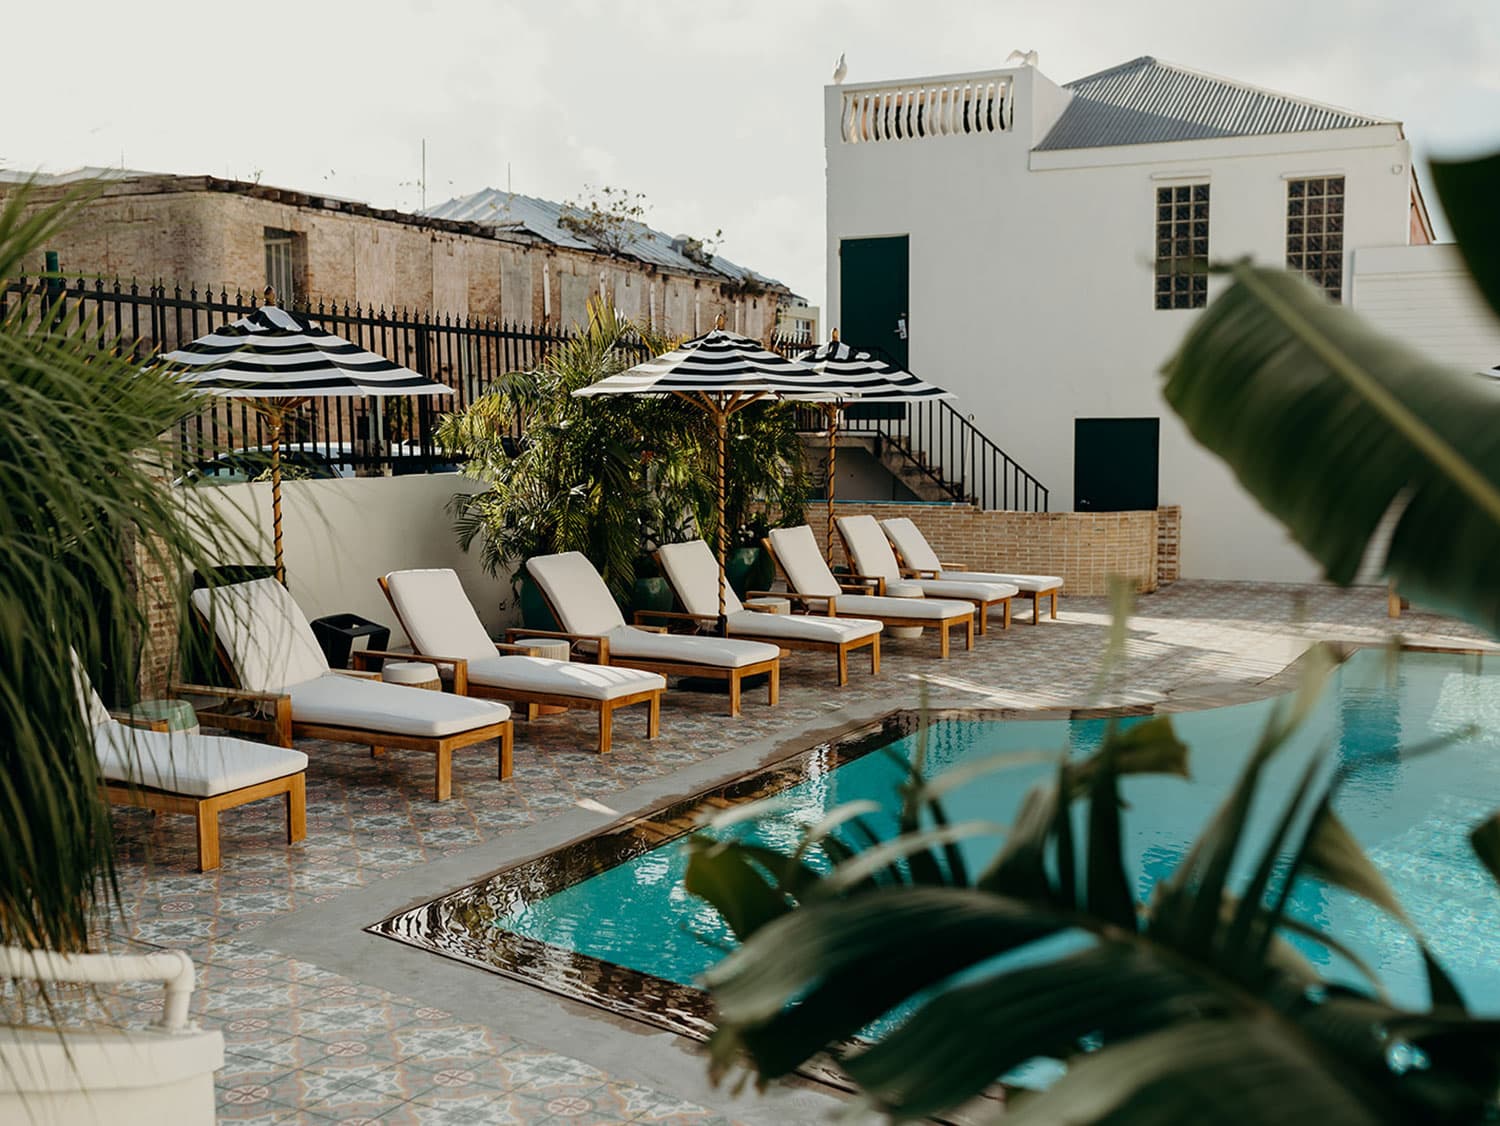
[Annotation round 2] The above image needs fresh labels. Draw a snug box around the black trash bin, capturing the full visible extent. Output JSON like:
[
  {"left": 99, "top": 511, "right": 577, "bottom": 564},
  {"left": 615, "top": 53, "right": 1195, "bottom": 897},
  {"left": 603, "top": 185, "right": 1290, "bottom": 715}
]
[{"left": 309, "top": 613, "right": 391, "bottom": 670}]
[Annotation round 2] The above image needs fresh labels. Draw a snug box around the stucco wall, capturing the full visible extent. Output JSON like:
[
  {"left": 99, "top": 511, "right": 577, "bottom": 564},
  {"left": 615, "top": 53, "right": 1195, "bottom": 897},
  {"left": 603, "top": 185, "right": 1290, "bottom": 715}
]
[
  {"left": 825, "top": 68, "right": 1418, "bottom": 584},
  {"left": 180, "top": 474, "right": 513, "bottom": 649}
]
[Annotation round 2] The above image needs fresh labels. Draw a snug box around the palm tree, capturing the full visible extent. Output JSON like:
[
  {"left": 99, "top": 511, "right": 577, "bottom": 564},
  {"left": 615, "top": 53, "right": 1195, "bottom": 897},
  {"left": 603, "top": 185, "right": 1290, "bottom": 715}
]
[
  {"left": 0, "top": 181, "right": 242, "bottom": 955},
  {"left": 437, "top": 301, "right": 807, "bottom": 602}
]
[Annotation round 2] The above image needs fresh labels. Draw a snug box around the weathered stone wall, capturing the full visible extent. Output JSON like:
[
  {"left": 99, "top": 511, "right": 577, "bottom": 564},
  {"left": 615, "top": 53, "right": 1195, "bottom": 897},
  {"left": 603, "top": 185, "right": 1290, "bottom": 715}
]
[
  {"left": 12, "top": 178, "right": 784, "bottom": 338},
  {"left": 809, "top": 502, "right": 1170, "bottom": 596}
]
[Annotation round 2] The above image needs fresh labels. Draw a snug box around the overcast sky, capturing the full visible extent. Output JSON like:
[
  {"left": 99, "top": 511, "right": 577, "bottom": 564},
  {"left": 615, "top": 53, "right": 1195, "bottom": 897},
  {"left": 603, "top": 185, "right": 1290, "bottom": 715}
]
[{"left": 5, "top": 0, "right": 1496, "bottom": 311}]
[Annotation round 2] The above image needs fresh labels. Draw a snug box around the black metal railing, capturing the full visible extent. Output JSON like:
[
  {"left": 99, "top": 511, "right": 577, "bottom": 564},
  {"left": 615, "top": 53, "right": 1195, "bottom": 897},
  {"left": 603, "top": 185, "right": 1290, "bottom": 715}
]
[
  {"left": 1, "top": 275, "right": 572, "bottom": 472},
  {"left": 775, "top": 339, "right": 1049, "bottom": 512}
]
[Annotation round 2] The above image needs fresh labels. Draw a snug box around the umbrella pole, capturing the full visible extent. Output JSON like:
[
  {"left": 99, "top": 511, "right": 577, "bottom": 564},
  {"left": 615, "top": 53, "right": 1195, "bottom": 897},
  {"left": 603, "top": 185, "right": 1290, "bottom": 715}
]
[
  {"left": 267, "top": 405, "right": 288, "bottom": 586},
  {"left": 824, "top": 404, "right": 839, "bottom": 567},
  {"left": 715, "top": 407, "right": 728, "bottom": 635}
]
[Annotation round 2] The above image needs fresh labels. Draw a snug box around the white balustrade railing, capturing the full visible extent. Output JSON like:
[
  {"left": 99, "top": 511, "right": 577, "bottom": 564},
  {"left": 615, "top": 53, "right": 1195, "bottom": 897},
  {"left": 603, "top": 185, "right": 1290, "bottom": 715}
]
[{"left": 840, "top": 76, "right": 1014, "bottom": 144}]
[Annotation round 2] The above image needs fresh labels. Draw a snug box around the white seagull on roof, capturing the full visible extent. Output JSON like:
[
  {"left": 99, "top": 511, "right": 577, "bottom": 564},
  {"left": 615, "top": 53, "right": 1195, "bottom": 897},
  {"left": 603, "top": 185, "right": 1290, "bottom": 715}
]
[{"left": 833, "top": 52, "right": 847, "bottom": 84}]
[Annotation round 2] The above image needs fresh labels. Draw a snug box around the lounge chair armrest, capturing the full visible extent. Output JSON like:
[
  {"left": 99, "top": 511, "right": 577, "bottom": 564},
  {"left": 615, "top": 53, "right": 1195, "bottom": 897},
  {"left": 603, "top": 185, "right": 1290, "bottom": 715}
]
[
  {"left": 751, "top": 590, "right": 838, "bottom": 617},
  {"left": 330, "top": 669, "right": 381, "bottom": 680},
  {"left": 108, "top": 710, "right": 171, "bottom": 732},
  {"left": 169, "top": 681, "right": 283, "bottom": 705},
  {"left": 632, "top": 609, "right": 719, "bottom": 625},
  {"left": 940, "top": 560, "right": 965, "bottom": 570},
  {"left": 492, "top": 642, "right": 538, "bottom": 655},
  {"left": 349, "top": 648, "right": 416, "bottom": 670},
  {"left": 841, "top": 573, "right": 888, "bottom": 595},
  {"left": 900, "top": 566, "right": 941, "bottom": 579},
  {"left": 502, "top": 627, "right": 611, "bottom": 665},
  {"left": 632, "top": 625, "right": 669, "bottom": 634}
]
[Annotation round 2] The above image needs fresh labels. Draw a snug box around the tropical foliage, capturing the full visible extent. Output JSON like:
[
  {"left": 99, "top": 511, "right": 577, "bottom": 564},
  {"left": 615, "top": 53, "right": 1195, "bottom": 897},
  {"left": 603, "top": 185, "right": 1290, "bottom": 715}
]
[
  {"left": 685, "top": 149, "right": 1500, "bottom": 1122},
  {"left": 0, "top": 181, "right": 242, "bottom": 953},
  {"left": 437, "top": 301, "right": 807, "bottom": 601},
  {"left": 687, "top": 656, "right": 1500, "bottom": 1122}
]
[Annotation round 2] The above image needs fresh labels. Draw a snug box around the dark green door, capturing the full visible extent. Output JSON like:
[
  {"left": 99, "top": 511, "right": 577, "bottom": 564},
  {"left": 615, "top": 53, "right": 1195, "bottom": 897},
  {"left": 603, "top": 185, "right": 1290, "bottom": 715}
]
[
  {"left": 840, "top": 236, "right": 909, "bottom": 420},
  {"left": 1074, "top": 418, "right": 1159, "bottom": 511}
]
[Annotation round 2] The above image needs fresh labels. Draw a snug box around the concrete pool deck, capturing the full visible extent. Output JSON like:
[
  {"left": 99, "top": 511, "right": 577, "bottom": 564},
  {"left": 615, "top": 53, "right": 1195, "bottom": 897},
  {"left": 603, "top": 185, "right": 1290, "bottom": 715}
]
[{"left": 20, "top": 581, "right": 1492, "bottom": 1124}]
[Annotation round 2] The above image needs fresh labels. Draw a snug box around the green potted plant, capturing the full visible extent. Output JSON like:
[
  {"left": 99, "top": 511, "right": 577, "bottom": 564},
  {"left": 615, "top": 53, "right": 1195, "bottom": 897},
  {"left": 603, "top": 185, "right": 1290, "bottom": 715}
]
[{"left": 725, "top": 512, "right": 775, "bottom": 598}]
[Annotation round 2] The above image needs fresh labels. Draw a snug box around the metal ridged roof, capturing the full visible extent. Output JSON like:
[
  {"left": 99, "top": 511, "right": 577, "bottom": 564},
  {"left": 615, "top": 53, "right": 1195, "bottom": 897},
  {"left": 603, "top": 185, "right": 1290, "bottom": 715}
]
[
  {"left": 1036, "top": 56, "right": 1392, "bottom": 151},
  {"left": 420, "top": 188, "right": 784, "bottom": 290}
]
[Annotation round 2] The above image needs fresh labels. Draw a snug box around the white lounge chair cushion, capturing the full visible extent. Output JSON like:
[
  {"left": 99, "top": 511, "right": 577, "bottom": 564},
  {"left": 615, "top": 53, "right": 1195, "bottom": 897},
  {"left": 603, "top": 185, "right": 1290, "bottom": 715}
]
[
  {"left": 880, "top": 517, "right": 1064, "bottom": 592},
  {"left": 656, "top": 539, "right": 746, "bottom": 616},
  {"left": 604, "top": 625, "right": 780, "bottom": 670},
  {"left": 95, "top": 722, "right": 306, "bottom": 799},
  {"left": 826, "top": 593, "right": 975, "bottom": 621},
  {"left": 466, "top": 655, "right": 665, "bottom": 701},
  {"left": 288, "top": 675, "right": 509, "bottom": 737},
  {"left": 936, "top": 571, "right": 1064, "bottom": 593},
  {"left": 766, "top": 525, "right": 844, "bottom": 598},
  {"left": 724, "top": 611, "right": 880, "bottom": 643},
  {"left": 835, "top": 515, "right": 905, "bottom": 583},
  {"left": 909, "top": 578, "right": 1019, "bottom": 601},
  {"left": 383, "top": 569, "right": 496, "bottom": 660},
  {"left": 526, "top": 552, "right": 628, "bottom": 636},
  {"left": 189, "top": 579, "right": 330, "bottom": 694}
]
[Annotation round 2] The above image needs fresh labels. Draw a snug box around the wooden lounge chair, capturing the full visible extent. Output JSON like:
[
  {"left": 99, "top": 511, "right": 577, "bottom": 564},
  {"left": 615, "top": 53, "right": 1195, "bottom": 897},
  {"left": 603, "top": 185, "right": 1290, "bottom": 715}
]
[
  {"left": 78, "top": 663, "right": 306, "bottom": 871},
  {"left": 654, "top": 539, "right": 881, "bottom": 686},
  {"left": 837, "top": 514, "right": 1018, "bottom": 633},
  {"left": 522, "top": 551, "right": 782, "bottom": 718},
  {"left": 378, "top": 568, "right": 664, "bottom": 754},
  {"left": 880, "top": 516, "right": 1064, "bottom": 624},
  {"left": 181, "top": 577, "right": 512, "bottom": 801},
  {"left": 764, "top": 525, "right": 977, "bottom": 658}
]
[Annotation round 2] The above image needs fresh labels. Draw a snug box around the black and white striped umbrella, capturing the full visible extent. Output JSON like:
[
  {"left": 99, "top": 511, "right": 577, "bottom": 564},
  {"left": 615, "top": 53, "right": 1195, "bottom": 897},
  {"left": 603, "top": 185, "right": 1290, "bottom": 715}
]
[
  {"left": 786, "top": 335, "right": 954, "bottom": 563},
  {"left": 160, "top": 304, "right": 450, "bottom": 584},
  {"left": 163, "top": 304, "right": 448, "bottom": 399},
  {"left": 574, "top": 327, "right": 830, "bottom": 624}
]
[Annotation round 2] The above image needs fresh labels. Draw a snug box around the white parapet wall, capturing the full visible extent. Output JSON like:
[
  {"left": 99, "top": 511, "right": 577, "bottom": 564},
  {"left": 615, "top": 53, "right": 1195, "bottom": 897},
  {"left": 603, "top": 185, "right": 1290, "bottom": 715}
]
[{"left": 180, "top": 473, "right": 514, "bottom": 647}]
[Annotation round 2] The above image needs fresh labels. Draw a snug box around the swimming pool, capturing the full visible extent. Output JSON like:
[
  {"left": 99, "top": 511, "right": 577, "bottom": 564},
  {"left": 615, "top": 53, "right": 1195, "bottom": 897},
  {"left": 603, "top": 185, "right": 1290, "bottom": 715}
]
[{"left": 373, "top": 647, "right": 1500, "bottom": 1038}]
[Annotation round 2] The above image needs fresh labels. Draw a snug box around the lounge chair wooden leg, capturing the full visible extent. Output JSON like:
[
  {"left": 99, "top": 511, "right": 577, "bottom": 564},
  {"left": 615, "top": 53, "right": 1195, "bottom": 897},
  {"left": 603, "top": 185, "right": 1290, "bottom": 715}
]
[
  {"left": 728, "top": 672, "right": 742, "bottom": 717},
  {"left": 526, "top": 703, "right": 539, "bottom": 722},
  {"left": 768, "top": 662, "right": 779, "bottom": 706},
  {"left": 1050, "top": 591, "right": 1058, "bottom": 620},
  {"left": 836, "top": 645, "right": 849, "bottom": 687},
  {"left": 371, "top": 745, "right": 385, "bottom": 758},
  {"left": 286, "top": 775, "right": 306, "bottom": 844},
  {"left": 499, "top": 723, "right": 514, "bottom": 781},
  {"left": 195, "top": 800, "right": 221, "bottom": 872},
  {"left": 1003, "top": 599, "right": 1011, "bottom": 630},
  {"left": 434, "top": 747, "right": 453, "bottom": 802},
  {"left": 647, "top": 693, "right": 661, "bottom": 739},
  {"left": 871, "top": 635, "right": 881, "bottom": 675},
  {"left": 965, "top": 615, "right": 975, "bottom": 651},
  {"left": 1032, "top": 592, "right": 1041, "bottom": 624},
  {"left": 598, "top": 705, "right": 613, "bottom": 755},
  {"left": 940, "top": 624, "right": 951, "bottom": 659},
  {"left": 978, "top": 602, "right": 988, "bottom": 635}
]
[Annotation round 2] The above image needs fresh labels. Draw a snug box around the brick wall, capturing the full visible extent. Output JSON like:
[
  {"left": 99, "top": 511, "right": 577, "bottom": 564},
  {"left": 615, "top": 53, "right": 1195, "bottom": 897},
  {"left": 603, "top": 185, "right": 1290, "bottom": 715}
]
[{"left": 811, "top": 502, "right": 1163, "bottom": 596}]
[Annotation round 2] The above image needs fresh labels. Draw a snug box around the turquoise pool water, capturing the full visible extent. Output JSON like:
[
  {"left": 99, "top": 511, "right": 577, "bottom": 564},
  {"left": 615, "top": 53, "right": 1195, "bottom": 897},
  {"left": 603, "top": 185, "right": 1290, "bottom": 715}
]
[{"left": 492, "top": 648, "right": 1500, "bottom": 1014}]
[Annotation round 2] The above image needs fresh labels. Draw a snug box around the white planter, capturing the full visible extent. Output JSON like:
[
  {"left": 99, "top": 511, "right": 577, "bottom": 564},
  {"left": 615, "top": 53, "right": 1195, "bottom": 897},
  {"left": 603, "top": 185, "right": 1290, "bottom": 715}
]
[{"left": 0, "top": 947, "right": 223, "bottom": 1126}]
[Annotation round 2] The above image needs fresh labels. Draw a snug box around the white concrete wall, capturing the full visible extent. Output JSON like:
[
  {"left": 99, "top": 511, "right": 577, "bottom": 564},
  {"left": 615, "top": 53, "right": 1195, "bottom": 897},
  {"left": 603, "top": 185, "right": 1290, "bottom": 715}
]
[
  {"left": 826, "top": 66, "right": 1419, "bottom": 583},
  {"left": 1350, "top": 244, "right": 1500, "bottom": 370},
  {"left": 179, "top": 474, "right": 513, "bottom": 648}
]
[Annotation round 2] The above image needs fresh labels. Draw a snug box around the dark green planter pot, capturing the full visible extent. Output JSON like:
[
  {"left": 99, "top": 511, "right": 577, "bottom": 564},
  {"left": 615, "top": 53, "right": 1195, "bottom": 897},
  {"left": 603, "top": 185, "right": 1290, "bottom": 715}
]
[
  {"left": 630, "top": 576, "right": 675, "bottom": 621},
  {"left": 726, "top": 546, "right": 775, "bottom": 598},
  {"left": 518, "top": 572, "right": 560, "bottom": 631}
]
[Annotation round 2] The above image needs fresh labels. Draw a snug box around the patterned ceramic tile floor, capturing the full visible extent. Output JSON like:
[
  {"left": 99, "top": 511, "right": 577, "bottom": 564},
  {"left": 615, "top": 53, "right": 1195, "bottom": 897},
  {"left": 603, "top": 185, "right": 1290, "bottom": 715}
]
[{"left": 19, "top": 582, "right": 1491, "bottom": 1124}]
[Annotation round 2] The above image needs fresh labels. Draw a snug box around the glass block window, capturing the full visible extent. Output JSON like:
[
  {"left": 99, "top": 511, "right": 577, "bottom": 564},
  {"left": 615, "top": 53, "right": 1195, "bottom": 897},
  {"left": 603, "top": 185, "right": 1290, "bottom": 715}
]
[
  {"left": 1287, "top": 176, "right": 1345, "bottom": 301},
  {"left": 1154, "top": 184, "right": 1209, "bottom": 310}
]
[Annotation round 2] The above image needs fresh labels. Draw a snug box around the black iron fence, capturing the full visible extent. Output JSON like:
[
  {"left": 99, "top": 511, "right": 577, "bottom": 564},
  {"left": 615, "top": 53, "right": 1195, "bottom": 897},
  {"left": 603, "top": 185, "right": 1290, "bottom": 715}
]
[
  {"left": 774, "top": 340, "right": 1049, "bottom": 513},
  {"left": 0, "top": 275, "right": 570, "bottom": 472}
]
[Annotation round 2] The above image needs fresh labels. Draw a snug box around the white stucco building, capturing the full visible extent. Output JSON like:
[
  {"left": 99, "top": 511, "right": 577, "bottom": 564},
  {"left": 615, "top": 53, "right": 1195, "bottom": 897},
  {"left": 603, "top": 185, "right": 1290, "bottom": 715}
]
[{"left": 825, "top": 55, "right": 1437, "bottom": 582}]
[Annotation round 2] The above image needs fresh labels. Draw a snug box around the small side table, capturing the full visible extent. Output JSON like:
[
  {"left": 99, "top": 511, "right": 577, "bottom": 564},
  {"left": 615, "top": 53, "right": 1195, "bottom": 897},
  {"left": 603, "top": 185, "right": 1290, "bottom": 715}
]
[
  {"left": 744, "top": 597, "right": 791, "bottom": 615},
  {"left": 380, "top": 661, "right": 441, "bottom": 691},
  {"left": 513, "top": 637, "right": 570, "bottom": 715},
  {"left": 129, "top": 699, "right": 199, "bottom": 737},
  {"left": 883, "top": 581, "right": 926, "bottom": 640},
  {"left": 310, "top": 613, "right": 391, "bottom": 670}
]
